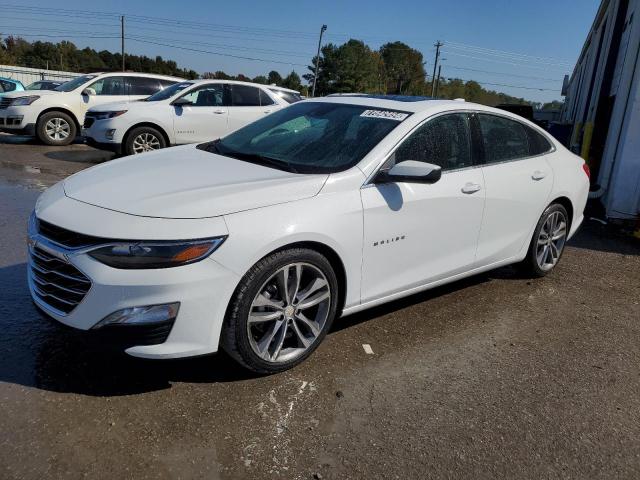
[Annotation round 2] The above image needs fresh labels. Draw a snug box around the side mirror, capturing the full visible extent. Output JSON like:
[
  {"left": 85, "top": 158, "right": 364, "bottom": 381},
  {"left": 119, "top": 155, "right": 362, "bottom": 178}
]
[
  {"left": 171, "top": 97, "right": 192, "bottom": 106},
  {"left": 82, "top": 87, "right": 96, "bottom": 96},
  {"left": 376, "top": 160, "right": 442, "bottom": 184}
]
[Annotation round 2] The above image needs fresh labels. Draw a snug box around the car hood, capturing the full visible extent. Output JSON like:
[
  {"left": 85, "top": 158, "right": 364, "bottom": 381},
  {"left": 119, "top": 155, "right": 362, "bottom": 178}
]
[
  {"left": 88, "top": 100, "right": 156, "bottom": 112},
  {"left": 63, "top": 144, "right": 328, "bottom": 219}
]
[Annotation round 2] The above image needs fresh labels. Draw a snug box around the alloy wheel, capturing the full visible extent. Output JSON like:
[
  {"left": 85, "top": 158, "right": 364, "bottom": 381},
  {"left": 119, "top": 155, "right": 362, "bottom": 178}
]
[
  {"left": 45, "top": 118, "right": 71, "bottom": 141},
  {"left": 132, "top": 133, "right": 161, "bottom": 154},
  {"left": 536, "top": 210, "right": 567, "bottom": 271},
  {"left": 247, "top": 262, "right": 331, "bottom": 363}
]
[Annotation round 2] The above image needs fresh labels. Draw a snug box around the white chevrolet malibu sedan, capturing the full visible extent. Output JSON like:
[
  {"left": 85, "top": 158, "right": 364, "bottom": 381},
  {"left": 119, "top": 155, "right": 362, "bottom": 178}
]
[{"left": 28, "top": 95, "right": 590, "bottom": 373}]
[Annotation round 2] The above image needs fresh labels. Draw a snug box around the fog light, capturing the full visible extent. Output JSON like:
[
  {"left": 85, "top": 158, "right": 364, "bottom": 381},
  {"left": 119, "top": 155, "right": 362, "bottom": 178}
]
[
  {"left": 92, "top": 302, "right": 180, "bottom": 329},
  {"left": 105, "top": 129, "right": 116, "bottom": 140}
]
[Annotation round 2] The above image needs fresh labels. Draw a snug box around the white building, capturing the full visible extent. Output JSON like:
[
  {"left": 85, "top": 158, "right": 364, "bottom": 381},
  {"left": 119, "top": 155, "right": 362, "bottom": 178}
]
[{"left": 561, "top": 0, "right": 640, "bottom": 220}]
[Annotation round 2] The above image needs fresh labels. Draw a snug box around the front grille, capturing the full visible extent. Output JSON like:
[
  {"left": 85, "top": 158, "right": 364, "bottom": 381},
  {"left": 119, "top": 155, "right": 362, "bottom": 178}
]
[
  {"left": 0, "top": 98, "right": 11, "bottom": 109},
  {"left": 37, "top": 219, "right": 107, "bottom": 249},
  {"left": 83, "top": 117, "right": 95, "bottom": 129},
  {"left": 29, "top": 245, "right": 91, "bottom": 315}
]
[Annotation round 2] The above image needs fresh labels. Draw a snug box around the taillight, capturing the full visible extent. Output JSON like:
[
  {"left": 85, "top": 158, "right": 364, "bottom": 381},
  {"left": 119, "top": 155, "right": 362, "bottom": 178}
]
[{"left": 582, "top": 162, "right": 590, "bottom": 179}]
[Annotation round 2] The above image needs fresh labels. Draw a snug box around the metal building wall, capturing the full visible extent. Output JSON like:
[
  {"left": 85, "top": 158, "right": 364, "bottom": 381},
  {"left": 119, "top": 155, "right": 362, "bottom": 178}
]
[{"left": 0, "top": 64, "right": 80, "bottom": 87}]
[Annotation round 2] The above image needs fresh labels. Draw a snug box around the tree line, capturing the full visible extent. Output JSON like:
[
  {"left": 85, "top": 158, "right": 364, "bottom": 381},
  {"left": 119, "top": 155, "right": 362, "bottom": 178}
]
[{"left": 0, "top": 35, "right": 560, "bottom": 108}]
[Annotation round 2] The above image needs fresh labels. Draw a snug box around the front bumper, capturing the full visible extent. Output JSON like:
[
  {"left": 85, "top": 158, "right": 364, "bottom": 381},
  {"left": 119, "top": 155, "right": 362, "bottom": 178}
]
[
  {"left": 28, "top": 198, "right": 239, "bottom": 359},
  {"left": 0, "top": 105, "right": 38, "bottom": 134}
]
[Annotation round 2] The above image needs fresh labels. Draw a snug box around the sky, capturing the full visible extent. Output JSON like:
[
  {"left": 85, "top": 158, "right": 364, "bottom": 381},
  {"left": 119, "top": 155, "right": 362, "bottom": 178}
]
[{"left": 1, "top": 0, "right": 601, "bottom": 103}]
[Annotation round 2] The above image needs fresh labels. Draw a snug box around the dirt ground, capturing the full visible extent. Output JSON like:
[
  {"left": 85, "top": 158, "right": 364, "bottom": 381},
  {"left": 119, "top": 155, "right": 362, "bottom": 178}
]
[{"left": 1, "top": 134, "right": 639, "bottom": 479}]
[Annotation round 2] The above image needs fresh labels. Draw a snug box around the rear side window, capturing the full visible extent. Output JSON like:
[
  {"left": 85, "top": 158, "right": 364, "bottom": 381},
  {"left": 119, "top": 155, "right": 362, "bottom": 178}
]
[
  {"left": 478, "top": 114, "right": 529, "bottom": 163},
  {"left": 393, "top": 113, "right": 472, "bottom": 171},
  {"left": 129, "top": 77, "right": 162, "bottom": 95},
  {"left": 231, "top": 85, "right": 260, "bottom": 106},
  {"left": 259, "top": 89, "right": 275, "bottom": 106},
  {"left": 525, "top": 126, "right": 553, "bottom": 156}
]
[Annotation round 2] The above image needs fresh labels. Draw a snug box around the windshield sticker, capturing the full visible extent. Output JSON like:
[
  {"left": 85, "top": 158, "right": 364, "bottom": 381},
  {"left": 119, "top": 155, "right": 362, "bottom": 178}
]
[{"left": 360, "top": 109, "right": 409, "bottom": 121}]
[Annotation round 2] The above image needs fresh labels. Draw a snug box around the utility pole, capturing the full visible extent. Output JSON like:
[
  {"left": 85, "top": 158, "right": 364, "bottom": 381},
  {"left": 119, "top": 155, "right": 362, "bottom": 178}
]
[
  {"left": 430, "top": 40, "right": 443, "bottom": 97},
  {"left": 121, "top": 15, "right": 125, "bottom": 71},
  {"left": 312, "top": 24, "right": 327, "bottom": 98},
  {"left": 434, "top": 65, "right": 442, "bottom": 97}
]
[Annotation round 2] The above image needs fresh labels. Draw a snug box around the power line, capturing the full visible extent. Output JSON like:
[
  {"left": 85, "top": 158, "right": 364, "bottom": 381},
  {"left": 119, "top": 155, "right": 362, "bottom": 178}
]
[
  {"left": 444, "top": 40, "right": 573, "bottom": 65},
  {"left": 443, "top": 51, "right": 569, "bottom": 71},
  {"left": 443, "top": 76, "right": 559, "bottom": 92},
  {"left": 445, "top": 65, "right": 562, "bottom": 83},
  {"left": 127, "top": 37, "right": 307, "bottom": 67}
]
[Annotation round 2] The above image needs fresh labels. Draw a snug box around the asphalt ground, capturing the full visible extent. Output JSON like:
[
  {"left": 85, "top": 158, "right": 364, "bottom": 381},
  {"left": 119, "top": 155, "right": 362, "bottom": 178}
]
[{"left": 1, "top": 133, "right": 639, "bottom": 479}]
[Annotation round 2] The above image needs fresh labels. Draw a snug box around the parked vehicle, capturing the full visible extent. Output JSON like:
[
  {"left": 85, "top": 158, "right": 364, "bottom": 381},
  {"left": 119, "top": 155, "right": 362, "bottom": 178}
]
[
  {"left": 83, "top": 80, "right": 301, "bottom": 155},
  {"left": 0, "top": 77, "right": 25, "bottom": 97},
  {"left": 28, "top": 95, "right": 589, "bottom": 373},
  {"left": 0, "top": 72, "right": 183, "bottom": 145},
  {"left": 26, "top": 80, "right": 64, "bottom": 91}
]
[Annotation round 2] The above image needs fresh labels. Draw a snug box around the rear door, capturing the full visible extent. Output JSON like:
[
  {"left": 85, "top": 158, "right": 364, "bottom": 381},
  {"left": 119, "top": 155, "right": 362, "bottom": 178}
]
[
  {"left": 172, "top": 83, "right": 228, "bottom": 144},
  {"left": 474, "top": 113, "right": 554, "bottom": 265},
  {"left": 226, "top": 84, "right": 276, "bottom": 133}
]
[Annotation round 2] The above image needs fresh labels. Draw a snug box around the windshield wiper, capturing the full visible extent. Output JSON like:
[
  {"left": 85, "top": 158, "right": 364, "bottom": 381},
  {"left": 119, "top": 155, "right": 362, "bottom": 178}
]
[{"left": 201, "top": 141, "right": 299, "bottom": 173}]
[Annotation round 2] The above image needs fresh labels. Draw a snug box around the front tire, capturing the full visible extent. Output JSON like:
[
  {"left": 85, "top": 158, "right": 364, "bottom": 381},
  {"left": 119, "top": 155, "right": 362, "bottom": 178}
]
[
  {"left": 36, "top": 111, "right": 77, "bottom": 146},
  {"left": 520, "top": 203, "right": 569, "bottom": 277},
  {"left": 221, "top": 248, "right": 339, "bottom": 374},
  {"left": 124, "top": 126, "right": 166, "bottom": 155}
]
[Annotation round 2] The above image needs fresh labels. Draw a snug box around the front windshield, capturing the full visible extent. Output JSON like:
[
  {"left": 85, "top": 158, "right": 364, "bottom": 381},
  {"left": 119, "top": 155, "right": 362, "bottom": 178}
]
[
  {"left": 145, "top": 81, "right": 193, "bottom": 101},
  {"left": 208, "top": 102, "right": 409, "bottom": 174},
  {"left": 54, "top": 75, "right": 97, "bottom": 92}
]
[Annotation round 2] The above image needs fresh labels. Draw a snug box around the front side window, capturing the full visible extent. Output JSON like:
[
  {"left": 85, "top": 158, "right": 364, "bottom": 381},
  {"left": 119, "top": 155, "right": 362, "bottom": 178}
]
[
  {"left": 392, "top": 113, "right": 472, "bottom": 171},
  {"left": 231, "top": 85, "right": 261, "bottom": 106},
  {"left": 206, "top": 102, "right": 408, "bottom": 173},
  {"left": 478, "top": 114, "right": 529, "bottom": 163},
  {"left": 129, "top": 77, "right": 162, "bottom": 96},
  {"left": 88, "top": 76, "right": 126, "bottom": 96},
  {"left": 145, "top": 81, "right": 193, "bottom": 101},
  {"left": 0, "top": 80, "right": 17, "bottom": 92},
  {"left": 179, "top": 84, "right": 225, "bottom": 106}
]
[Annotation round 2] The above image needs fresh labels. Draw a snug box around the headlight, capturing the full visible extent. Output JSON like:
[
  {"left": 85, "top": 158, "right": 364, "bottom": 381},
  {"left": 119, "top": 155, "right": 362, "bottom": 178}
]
[
  {"left": 88, "top": 237, "right": 226, "bottom": 269},
  {"left": 11, "top": 95, "right": 40, "bottom": 106},
  {"left": 91, "top": 110, "right": 127, "bottom": 120}
]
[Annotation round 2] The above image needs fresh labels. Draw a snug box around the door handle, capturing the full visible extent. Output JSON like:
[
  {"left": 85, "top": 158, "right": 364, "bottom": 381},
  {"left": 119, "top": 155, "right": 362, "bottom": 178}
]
[
  {"left": 461, "top": 182, "right": 482, "bottom": 194},
  {"left": 213, "top": 109, "right": 226, "bottom": 114},
  {"left": 531, "top": 170, "right": 547, "bottom": 180},
  {"left": 263, "top": 109, "right": 272, "bottom": 114}
]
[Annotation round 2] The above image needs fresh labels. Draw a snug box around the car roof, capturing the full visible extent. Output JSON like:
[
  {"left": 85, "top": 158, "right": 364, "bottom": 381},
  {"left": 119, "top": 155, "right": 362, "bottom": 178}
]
[
  {"left": 181, "top": 79, "right": 300, "bottom": 94},
  {"left": 307, "top": 94, "right": 537, "bottom": 118},
  {"left": 85, "top": 72, "right": 185, "bottom": 81}
]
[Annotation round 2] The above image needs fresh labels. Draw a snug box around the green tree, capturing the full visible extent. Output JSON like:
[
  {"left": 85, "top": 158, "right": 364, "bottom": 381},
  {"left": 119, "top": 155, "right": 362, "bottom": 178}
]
[
  {"left": 281, "top": 71, "right": 302, "bottom": 91},
  {"left": 252, "top": 75, "right": 268, "bottom": 84},
  {"left": 267, "top": 70, "right": 283, "bottom": 85},
  {"left": 379, "top": 41, "right": 426, "bottom": 95}
]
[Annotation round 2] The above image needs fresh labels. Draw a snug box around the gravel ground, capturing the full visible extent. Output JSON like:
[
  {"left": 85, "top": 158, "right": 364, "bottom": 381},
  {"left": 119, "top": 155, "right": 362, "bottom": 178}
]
[{"left": 1, "top": 134, "right": 639, "bottom": 479}]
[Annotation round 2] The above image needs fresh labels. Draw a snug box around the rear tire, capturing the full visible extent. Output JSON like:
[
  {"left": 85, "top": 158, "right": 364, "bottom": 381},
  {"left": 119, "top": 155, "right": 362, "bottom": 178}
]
[
  {"left": 36, "top": 111, "right": 77, "bottom": 146},
  {"left": 124, "top": 126, "right": 166, "bottom": 155},
  {"left": 221, "top": 248, "right": 339, "bottom": 374},
  {"left": 519, "top": 203, "right": 569, "bottom": 277}
]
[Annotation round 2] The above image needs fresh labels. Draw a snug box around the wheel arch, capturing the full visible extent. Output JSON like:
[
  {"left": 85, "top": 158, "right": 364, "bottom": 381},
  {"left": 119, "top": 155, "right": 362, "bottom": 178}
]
[
  {"left": 37, "top": 107, "right": 81, "bottom": 132},
  {"left": 549, "top": 195, "right": 574, "bottom": 230},
  {"left": 123, "top": 122, "right": 171, "bottom": 149}
]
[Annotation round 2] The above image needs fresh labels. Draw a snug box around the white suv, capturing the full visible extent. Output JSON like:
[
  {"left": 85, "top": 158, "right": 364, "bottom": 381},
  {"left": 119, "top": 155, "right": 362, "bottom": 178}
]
[
  {"left": 83, "top": 80, "right": 302, "bottom": 155},
  {"left": 0, "top": 72, "right": 183, "bottom": 145}
]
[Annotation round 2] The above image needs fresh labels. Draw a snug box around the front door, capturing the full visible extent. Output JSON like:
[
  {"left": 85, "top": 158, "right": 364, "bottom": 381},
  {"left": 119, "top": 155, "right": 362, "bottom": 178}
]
[
  {"left": 172, "top": 83, "right": 228, "bottom": 144},
  {"left": 361, "top": 112, "right": 485, "bottom": 303},
  {"left": 81, "top": 76, "right": 129, "bottom": 121}
]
